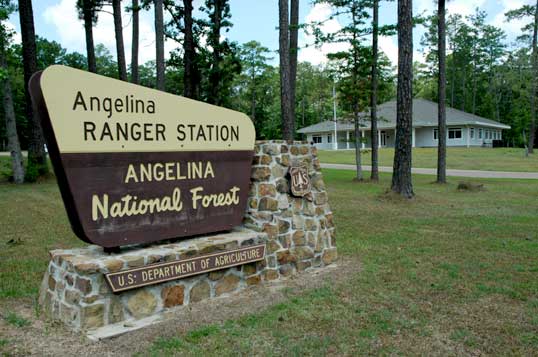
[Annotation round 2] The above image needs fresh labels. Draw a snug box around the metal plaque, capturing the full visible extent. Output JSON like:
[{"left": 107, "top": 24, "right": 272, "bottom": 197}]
[
  {"left": 105, "top": 244, "right": 266, "bottom": 292},
  {"left": 289, "top": 165, "right": 311, "bottom": 197},
  {"left": 29, "top": 66, "right": 256, "bottom": 247}
]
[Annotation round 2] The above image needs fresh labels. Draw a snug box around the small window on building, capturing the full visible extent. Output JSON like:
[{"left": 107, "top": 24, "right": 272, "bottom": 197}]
[
  {"left": 433, "top": 129, "right": 438, "bottom": 140},
  {"left": 327, "top": 134, "right": 332, "bottom": 143},
  {"left": 448, "top": 128, "right": 462, "bottom": 139},
  {"left": 312, "top": 135, "right": 322, "bottom": 144},
  {"left": 479, "top": 128, "right": 483, "bottom": 139},
  {"left": 470, "top": 128, "right": 475, "bottom": 139}
]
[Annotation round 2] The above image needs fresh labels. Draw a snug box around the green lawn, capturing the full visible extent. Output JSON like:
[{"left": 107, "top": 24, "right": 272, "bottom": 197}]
[
  {"left": 318, "top": 147, "right": 538, "bottom": 172},
  {"left": 1, "top": 171, "right": 538, "bottom": 354}
]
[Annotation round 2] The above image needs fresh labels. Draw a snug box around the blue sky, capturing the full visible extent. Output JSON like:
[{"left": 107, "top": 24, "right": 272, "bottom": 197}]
[{"left": 7, "top": 0, "right": 533, "bottom": 67}]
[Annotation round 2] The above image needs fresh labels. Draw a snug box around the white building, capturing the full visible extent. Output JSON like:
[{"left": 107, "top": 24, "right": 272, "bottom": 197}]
[{"left": 297, "top": 99, "right": 511, "bottom": 150}]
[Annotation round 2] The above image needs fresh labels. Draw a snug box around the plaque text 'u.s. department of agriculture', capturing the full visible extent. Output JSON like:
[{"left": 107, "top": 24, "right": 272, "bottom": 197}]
[{"left": 105, "top": 244, "right": 266, "bottom": 292}]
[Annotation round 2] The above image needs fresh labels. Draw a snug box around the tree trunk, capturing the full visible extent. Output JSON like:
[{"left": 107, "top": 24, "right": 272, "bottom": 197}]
[
  {"left": 82, "top": 0, "right": 97, "bottom": 73},
  {"left": 250, "top": 70, "right": 256, "bottom": 121},
  {"left": 18, "top": 0, "right": 48, "bottom": 179},
  {"left": 437, "top": 0, "right": 447, "bottom": 183},
  {"left": 183, "top": 0, "right": 197, "bottom": 99},
  {"left": 450, "top": 50, "right": 455, "bottom": 107},
  {"left": 207, "top": 0, "right": 223, "bottom": 105},
  {"left": 354, "top": 105, "right": 363, "bottom": 181},
  {"left": 370, "top": 0, "right": 379, "bottom": 182},
  {"left": 529, "top": 0, "right": 538, "bottom": 153},
  {"left": 131, "top": 0, "right": 139, "bottom": 83},
  {"left": 461, "top": 65, "right": 466, "bottom": 111},
  {"left": 351, "top": 6, "right": 362, "bottom": 179},
  {"left": 1, "top": 34, "right": 25, "bottom": 183},
  {"left": 154, "top": 0, "right": 165, "bottom": 90},
  {"left": 289, "top": 0, "right": 299, "bottom": 137},
  {"left": 279, "top": 0, "right": 293, "bottom": 140},
  {"left": 112, "top": 0, "right": 127, "bottom": 81},
  {"left": 471, "top": 67, "right": 477, "bottom": 114},
  {"left": 391, "top": 0, "right": 414, "bottom": 198}
]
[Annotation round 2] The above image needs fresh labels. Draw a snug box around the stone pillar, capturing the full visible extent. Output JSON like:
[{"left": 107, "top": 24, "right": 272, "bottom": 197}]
[
  {"left": 247, "top": 141, "right": 337, "bottom": 277},
  {"left": 412, "top": 128, "right": 416, "bottom": 148},
  {"left": 346, "top": 131, "right": 350, "bottom": 149}
]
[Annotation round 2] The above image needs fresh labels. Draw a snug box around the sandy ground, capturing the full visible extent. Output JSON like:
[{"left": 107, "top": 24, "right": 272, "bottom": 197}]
[{"left": 0, "top": 256, "right": 359, "bottom": 356}]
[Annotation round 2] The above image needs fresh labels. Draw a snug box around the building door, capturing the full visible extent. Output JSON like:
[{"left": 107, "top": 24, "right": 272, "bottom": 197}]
[{"left": 380, "top": 131, "right": 387, "bottom": 147}]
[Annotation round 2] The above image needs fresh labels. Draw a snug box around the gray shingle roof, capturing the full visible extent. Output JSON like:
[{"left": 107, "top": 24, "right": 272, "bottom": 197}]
[{"left": 297, "top": 99, "right": 511, "bottom": 134}]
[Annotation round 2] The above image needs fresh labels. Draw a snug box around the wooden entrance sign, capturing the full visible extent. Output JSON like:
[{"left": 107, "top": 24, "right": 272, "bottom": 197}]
[{"left": 30, "top": 66, "right": 256, "bottom": 248}]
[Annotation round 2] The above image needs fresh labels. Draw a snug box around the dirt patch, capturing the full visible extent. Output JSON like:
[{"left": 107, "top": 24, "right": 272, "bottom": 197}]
[{"left": 0, "top": 256, "right": 359, "bottom": 356}]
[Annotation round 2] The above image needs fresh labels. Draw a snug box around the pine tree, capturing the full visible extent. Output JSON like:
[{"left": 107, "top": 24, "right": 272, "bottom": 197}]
[
  {"left": 436, "top": 0, "right": 447, "bottom": 183},
  {"left": 18, "top": 0, "right": 48, "bottom": 181},
  {"left": 391, "top": 0, "right": 414, "bottom": 198},
  {"left": 76, "top": 0, "right": 101, "bottom": 73},
  {"left": 154, "top": 0, "right": 165, "bottom": 90},
  {"left": 112, "top": 0, "right": 127, "bottom": 80},
  {"left": 130, "top": 0, "right": 139, "bottom": 83},
  {"left": 1, "top": 0, "right": 24, "bottom": 183}
]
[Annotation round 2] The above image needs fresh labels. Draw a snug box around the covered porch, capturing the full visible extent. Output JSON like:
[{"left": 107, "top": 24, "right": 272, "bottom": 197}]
[
  {"left": 308, "top": 128, "right": 422, "bottom": 150},
  {"left": 332, "top": 128, "right": 401, "bottom": 150}
]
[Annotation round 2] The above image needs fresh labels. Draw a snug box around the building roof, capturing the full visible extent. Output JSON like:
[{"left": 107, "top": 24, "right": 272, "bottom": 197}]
[{"left": 297, "top": 99, "right": 511, "bottom": 134}]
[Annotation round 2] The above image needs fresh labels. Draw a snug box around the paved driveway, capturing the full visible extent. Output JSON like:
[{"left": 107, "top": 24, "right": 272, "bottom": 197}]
[{"left": 321, "top": 163, "right": 538, "bottom": 179}]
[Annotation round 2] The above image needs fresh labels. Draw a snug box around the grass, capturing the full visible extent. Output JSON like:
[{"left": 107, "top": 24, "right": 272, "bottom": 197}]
[
  {"left": 0, "top": 169, "right": 83, "bottom": 299},
  {"left": 318, "top": 147, "right": 538, "bottom": 172},
  {"left": 1, "top": 168, "right": 538, "bottom": 354},
  {"left": 3, "top": 311, "right": 30, "bottom": 328}
]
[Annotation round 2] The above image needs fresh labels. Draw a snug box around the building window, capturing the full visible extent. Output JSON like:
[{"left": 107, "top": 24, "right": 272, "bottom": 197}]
[
  {"left": 312, "top": 135, "right": 322, "bottom": 144},
  {"left": 327, "top": 134, "right": 332, "bottom": 143},
  {"left": 478, "top": 128, "right": 483, "bottom": 139},
  {"left": 448, "top": 128, "right": 462, "bottom": 139},
  {"left": 433, "top": 129, "right": 438, "bottom": 140},
  {"left": 470, "top": 128, "right": 475, "bottom": 139}
]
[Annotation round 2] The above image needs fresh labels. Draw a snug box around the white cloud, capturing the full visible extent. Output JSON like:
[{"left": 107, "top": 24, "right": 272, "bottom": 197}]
[
  {"left": 298, "top": 3, "right": 349, "bottom": 65},
  {"left": 446, "top": 0, "right": 487, "bottom": 17},
  {"left": 4, "top": 20, "right": 21, "bottom": 44},
  {"left": 379, "top": 36, "right": 398, "bottom": 65},
  {"left": 43, "top": 0, "right": 178, "bottom": 66},
  {"left": 491, "top": 0, "right": 532, "bottom": 46}
]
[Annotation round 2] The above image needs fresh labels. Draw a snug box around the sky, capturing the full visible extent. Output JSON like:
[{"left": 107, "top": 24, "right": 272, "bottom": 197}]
[{"left": 6, "top": 0, "right": 536, "bottom": 68}]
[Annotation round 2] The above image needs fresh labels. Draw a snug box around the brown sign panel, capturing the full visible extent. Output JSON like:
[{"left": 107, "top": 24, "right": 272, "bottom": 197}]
[
  {"left": 289, "top": 166, "right": 311, "bottom": 197},
  {"left": 105, "top": 244, "right": 266, "bottom": 292},
  {"left": 29, "top": 66, "right": 256, "bottom": 247}
]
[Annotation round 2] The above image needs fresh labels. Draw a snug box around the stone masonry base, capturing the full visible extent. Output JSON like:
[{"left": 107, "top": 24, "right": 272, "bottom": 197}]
[
  {"left": 39, "top": 229, "right": 270, "bottom": 331},
  {"left": 38, "top": 140, "right": 338, "bottom": 334}
]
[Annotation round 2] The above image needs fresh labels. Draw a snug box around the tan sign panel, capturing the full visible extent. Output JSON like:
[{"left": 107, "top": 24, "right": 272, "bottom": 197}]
[
  {"left": 39, "top": 65, "right": 255, "bottom": 153},
  {"left": 105, "top": 244, "right": 266, "bottom": 292},
  {"left": 30, "top": 66, "right": 256, "bottom": 248}
]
